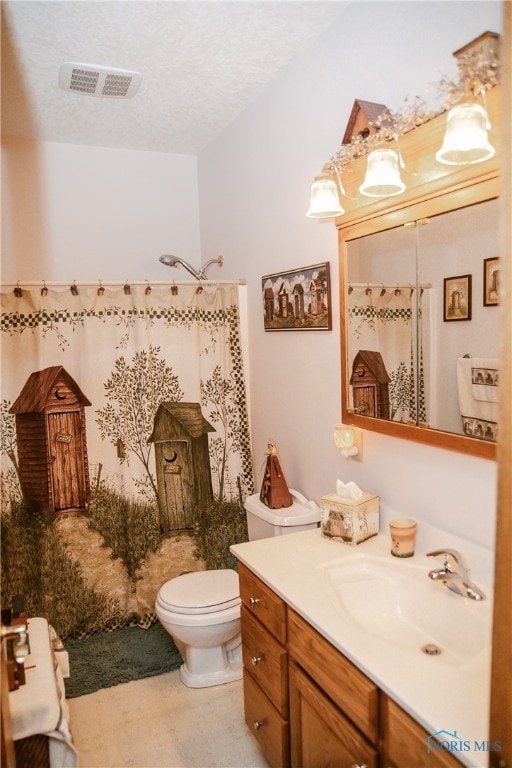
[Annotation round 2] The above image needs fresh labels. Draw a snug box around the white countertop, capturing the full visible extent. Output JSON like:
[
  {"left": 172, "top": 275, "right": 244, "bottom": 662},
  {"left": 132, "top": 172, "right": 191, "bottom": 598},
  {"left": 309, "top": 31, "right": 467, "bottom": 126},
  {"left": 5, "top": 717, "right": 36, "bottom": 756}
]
[{"left": 231, "top": 529, "right": 493, "bottom": 768}]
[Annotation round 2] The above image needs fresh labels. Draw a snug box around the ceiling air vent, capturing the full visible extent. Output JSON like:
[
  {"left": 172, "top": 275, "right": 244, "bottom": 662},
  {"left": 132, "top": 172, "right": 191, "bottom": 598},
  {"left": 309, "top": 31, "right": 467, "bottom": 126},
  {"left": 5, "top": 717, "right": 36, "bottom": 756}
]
[{"left": 59, "top": 63, "right": 142, "bottom": 99}]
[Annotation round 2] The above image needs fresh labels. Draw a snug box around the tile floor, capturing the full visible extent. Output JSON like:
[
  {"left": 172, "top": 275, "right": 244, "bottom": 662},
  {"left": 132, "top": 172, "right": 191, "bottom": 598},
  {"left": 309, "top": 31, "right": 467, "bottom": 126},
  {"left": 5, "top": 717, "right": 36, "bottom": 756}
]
[{"left": 67, "top": 669, "right": 269, "bottom": 768}]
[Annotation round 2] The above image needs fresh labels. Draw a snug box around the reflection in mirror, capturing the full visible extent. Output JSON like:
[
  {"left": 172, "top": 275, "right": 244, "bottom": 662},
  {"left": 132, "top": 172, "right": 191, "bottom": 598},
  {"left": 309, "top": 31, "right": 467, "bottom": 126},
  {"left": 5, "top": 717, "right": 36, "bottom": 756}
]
[{"left": 346, "top": 197, "right": 500, "bottom": 443}]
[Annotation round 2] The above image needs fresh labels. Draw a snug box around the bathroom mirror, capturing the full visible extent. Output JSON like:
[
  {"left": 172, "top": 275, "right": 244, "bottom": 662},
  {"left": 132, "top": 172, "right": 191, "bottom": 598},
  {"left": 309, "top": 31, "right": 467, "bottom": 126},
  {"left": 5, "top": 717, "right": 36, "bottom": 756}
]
[{"left": 338, "top": 86, "right": 501, "bottom": 459}]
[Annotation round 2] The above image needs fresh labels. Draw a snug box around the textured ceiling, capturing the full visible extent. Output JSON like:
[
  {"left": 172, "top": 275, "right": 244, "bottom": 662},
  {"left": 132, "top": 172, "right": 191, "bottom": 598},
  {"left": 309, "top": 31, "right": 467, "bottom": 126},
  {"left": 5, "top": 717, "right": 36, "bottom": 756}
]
[{"left": 1, "top": 1, "right": 347, "bottom": 154}]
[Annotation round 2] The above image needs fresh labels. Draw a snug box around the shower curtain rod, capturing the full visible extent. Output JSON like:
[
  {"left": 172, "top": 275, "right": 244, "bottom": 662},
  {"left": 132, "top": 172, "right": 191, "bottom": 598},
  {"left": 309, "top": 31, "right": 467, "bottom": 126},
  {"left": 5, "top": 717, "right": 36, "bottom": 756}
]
[
  {"left": 1, "top": 278, "right": 246, "bottom": 288},
  {"left": 348, "top": 281, "right": 432, "bottom": 289}
]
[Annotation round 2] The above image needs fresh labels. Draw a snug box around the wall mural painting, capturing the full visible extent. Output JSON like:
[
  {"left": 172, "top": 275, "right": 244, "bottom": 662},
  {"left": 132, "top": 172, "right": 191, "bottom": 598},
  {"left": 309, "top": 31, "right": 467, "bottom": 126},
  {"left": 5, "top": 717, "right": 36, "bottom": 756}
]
[{"left": 0, "top": 285, "right": 254, "bottom": 639}]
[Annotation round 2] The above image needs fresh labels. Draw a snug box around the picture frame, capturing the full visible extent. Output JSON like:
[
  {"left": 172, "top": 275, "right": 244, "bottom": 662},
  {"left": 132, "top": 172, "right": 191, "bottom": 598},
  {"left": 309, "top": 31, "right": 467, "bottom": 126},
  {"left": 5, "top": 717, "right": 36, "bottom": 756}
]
[
  {"left": 443, "top": 274, "right": 472, "bottom": 322},
  {"left": 262, "top": 262, "right": 332, "bottom": 331},
  {"left": 483, "top": 257, "right": 499, "bottom": 306}
]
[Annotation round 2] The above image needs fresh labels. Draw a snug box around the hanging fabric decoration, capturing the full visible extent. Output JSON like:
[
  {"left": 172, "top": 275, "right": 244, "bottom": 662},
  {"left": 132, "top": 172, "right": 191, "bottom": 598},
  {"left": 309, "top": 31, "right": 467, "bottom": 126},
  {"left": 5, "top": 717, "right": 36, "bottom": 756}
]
[{"left": 0, "top": 283, "right": 254, "bottom": 638}]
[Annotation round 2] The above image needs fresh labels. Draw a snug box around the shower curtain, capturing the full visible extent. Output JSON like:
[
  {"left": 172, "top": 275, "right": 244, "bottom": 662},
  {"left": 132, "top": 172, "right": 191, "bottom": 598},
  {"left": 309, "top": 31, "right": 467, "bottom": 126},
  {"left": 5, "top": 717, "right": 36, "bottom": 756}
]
[
  {"left": 348, "top": 286, "right": 426, "bottom": 423},
  {"left": 0, "top": 283, "right": 254, "bottom": 637}
]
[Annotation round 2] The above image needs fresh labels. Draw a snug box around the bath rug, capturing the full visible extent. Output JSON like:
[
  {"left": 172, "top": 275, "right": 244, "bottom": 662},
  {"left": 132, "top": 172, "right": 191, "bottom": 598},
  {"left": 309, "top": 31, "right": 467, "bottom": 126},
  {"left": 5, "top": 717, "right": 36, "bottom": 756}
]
[{"left": 64, "top": 622, "right": 182, "bottom": 698}]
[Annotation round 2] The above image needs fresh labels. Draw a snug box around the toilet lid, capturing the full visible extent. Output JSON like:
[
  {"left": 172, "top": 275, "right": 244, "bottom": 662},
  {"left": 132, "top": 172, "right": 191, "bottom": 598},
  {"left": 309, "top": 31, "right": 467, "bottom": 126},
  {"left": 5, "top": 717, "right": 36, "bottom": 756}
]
[{"left": 158, "top": 569, "right": 240, "bottom": 614}]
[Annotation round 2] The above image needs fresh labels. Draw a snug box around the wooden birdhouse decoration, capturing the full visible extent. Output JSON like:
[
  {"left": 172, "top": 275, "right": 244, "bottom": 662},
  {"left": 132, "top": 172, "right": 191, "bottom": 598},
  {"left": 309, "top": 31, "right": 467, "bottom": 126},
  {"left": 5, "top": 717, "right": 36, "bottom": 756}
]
[
  {"left": 350, "top": 350, "right": 391, "bottom": 419},
  {"left": 10, "top": 366, "right": 92, "bottom": 517},
  {"left": 342, "top": 99, "right": 390, "bottom": 145},
  {"left": 148, "top": 402, "right": 215, "bottom": 532}
]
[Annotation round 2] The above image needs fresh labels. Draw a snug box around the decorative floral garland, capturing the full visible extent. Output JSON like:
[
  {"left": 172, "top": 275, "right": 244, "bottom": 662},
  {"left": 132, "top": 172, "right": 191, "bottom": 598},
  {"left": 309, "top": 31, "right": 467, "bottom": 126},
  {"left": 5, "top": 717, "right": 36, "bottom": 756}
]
[{"left": 330, "top": 48, "right": 500, "bottom": 169}]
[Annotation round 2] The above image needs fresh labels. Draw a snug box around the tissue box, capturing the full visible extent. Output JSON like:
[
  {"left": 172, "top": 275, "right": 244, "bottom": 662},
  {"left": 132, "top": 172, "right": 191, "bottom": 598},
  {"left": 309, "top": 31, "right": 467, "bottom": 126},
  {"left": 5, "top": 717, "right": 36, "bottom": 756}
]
[{"left": 320, "top": 492, "right": 380, "bottom": 545}]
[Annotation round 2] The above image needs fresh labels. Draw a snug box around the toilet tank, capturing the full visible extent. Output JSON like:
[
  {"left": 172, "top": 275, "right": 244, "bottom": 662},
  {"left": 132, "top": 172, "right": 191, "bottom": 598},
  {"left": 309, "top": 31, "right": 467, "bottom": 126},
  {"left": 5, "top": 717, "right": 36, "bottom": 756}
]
[{"left": 244, "top": 491, "right": 321, "bottom": 541}]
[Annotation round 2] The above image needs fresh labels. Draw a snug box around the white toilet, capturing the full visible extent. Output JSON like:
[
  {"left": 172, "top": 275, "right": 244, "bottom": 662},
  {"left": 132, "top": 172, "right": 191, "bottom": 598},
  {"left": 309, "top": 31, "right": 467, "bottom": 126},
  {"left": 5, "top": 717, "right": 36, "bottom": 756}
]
[{"left": 155, "top": 490, "right": 320, "bottom": 688}]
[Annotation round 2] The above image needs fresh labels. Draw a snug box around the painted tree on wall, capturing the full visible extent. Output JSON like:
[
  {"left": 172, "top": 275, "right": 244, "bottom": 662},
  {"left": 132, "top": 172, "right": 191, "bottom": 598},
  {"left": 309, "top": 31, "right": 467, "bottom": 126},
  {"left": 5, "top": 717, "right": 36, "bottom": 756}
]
[
  {"left": 96, "top": 345, "right": 184, "bottom": 501},
  {"left": 201, "top": 365, "right": 240, "bottom": 501}
]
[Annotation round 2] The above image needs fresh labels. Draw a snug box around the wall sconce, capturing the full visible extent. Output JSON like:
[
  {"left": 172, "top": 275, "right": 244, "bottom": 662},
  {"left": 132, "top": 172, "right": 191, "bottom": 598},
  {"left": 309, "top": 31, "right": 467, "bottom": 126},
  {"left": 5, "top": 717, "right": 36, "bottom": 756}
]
[
  {"left": 333, "top": 423, "right": 363, "bottom": 461},
  {"left": 359, "top": 148, "right": 406, "bottom": 198},
  {"left": 306, "top": 177, "right": 344, "bottom": 218},
  {"left": 306, "top": 162, "right": 352, "bottom": 219},
  {"left": 435, "top": 101, "right": 495, "bottom": 165}
]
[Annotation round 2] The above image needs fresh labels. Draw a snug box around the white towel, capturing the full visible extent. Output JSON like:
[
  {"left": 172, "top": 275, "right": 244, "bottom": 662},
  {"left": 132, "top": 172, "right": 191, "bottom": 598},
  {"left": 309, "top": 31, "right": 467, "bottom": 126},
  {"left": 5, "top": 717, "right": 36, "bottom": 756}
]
[
  {"left": 9, "top": 618, "right": 78, "bottom": 768},
  {"left": 457, "top": 358, "right": 498, "bottom": 441},
  {"left": 469, "top": 357, "right": 499, "bottom": 403}
]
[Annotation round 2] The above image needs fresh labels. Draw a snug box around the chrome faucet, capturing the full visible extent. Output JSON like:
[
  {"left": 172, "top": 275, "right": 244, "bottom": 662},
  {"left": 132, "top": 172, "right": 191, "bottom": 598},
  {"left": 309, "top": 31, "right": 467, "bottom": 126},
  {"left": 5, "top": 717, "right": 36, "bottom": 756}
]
[{"left": 427, "top": 548, "right": 485, "bottom": 601}]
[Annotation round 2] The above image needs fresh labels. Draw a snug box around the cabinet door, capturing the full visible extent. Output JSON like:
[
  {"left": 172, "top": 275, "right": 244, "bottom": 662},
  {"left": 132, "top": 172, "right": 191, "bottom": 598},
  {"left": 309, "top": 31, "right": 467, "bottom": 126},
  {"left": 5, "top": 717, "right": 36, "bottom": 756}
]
[
  {"left": 288, "top": 608, "right": 378, "bottom": 744},
  {"left": 381, "top": 695, "right": 462, "bottom": 768},
  {"left": 244, "top": 670, "right": 289, "bottom": 768},
  {"left": 289, "top": 662, "right": 378, "bottom": 768}
]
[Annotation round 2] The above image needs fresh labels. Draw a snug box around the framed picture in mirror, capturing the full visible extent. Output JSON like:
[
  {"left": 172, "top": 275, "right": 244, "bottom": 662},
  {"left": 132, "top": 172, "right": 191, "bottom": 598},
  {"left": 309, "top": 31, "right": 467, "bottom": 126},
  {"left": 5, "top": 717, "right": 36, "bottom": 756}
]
[
  {"left": 483, "top": 257, "right": 499, "bottom": 306},
  {"left": 443, "top": 274, "right": 472, "bottom": 321}
]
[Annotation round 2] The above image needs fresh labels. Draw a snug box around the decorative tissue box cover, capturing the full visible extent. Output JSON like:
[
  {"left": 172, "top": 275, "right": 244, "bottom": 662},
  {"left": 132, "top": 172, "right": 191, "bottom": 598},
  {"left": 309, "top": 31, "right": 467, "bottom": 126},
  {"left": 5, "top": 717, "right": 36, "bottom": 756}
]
[{"left": 320, "top": 492, "right": 380, "bottom": 545}]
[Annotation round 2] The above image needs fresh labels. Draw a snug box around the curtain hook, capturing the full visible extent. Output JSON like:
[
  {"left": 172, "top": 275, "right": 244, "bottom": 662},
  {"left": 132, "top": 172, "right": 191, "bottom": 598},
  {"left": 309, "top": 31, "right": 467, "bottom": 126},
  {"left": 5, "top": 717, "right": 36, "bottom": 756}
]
[
  {"left": 171, "top": 282, "right": 178, "bottom": 296},
  {"left": 123, "top": 281, "right": 131, "bottom": 295},
  {"left": 347, "top": 284, "right": 353, "bottom": 295},
  {"left": 70, "top": 281, "right": 79, "bottom": 296},
  {"left": 380, "top": 284, "right": 387, "bottom": 296},
  {"left": 365, "top": 283, "right": 372, "bottom": 296},
  {"left": 41, "top": 280, "right": 48, "bottom": 297},
  {"left": 97, "top": 280, "right": 105, "bottom": 296},
  {"left": 394, "top": 284, "right": 401, "bottom": 297},
  {"left": 14, "top": 281, "right": 22, "bottom": 297},
  {"left": 196, "top": 285, "right": 203, "bottom": 295},
  {"left": 145, "top": 280, "right": 152, "bottom": 296}
]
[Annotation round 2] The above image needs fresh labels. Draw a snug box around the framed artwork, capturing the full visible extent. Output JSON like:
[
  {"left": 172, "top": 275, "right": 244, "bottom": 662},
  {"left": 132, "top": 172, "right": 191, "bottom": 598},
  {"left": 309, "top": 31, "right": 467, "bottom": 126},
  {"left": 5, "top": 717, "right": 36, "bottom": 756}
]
[
  {"left": 262, "top": 262, "right": 332, "bottom": 331},
  {"left": 443, "top": 274, "right": 472, "bottom": 322},
  {"left": 483, "top": 257, "right": 499, "bottom": 306}
]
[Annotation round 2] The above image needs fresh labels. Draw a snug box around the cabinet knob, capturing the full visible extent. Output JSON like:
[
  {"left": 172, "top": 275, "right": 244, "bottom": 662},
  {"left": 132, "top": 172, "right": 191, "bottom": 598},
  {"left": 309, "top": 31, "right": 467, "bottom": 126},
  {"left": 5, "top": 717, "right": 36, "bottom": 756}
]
[
  {"left": 253, "top": 720, "right": 264, "bottom": 730},
  {"left": 249, "top": 597, "right": 261, "bottom": 606},
  {"left": 251, "top": 655, "right": 264, "bottom": 666}
]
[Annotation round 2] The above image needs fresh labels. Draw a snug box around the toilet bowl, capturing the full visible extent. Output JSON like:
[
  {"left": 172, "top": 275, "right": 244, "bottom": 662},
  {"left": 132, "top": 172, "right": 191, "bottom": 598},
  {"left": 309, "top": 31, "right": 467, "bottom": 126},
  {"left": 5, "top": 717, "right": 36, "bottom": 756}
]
[
  {"left": 156, "top": 491, "right": 320, "bottom": 688},
  {"left": 155, "top": 569, "right": 242, "bottom": 688}
]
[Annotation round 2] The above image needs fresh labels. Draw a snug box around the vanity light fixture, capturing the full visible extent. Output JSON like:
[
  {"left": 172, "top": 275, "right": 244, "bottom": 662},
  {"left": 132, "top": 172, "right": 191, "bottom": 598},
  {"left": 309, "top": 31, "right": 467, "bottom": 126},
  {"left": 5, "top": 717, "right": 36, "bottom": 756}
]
[
  {"left": 333, "top": 423, "right": 363, "bottom": 461},
  {"left": 435, "top": 101, "right": 495, "bottom": 165},
  {"left": 359, "top": 148, "right": 406, "bottom": 198},
  {"left": 306, "top": 163, "right": 350, "bottom": 219},
  {"left": 306, "top": 177, "right": 344, "bottom": 218}
]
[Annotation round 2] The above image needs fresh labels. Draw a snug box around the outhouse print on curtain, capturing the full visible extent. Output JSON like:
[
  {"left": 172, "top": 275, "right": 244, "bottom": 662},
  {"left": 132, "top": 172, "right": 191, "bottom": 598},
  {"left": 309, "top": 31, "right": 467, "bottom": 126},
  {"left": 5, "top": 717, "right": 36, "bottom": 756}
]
[
  {"left": 347, "top": 285, "right": 427, "bottom": 424},
  {"left": 0, "top": 285, "right": 254, "bottom": 638}
]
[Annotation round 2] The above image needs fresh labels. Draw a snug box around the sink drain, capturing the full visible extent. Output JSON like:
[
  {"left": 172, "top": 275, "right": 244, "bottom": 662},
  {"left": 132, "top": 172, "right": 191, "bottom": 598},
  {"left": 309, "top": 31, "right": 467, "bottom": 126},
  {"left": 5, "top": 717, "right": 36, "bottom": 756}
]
[{"left": 422, "top": 643, "right": 442, "bottom": 656}]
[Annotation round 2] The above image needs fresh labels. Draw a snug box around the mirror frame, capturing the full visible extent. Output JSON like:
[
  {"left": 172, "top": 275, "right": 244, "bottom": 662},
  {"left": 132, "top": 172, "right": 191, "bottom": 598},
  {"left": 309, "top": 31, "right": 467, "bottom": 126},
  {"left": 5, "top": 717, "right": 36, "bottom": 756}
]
[{"left": 337, "top": 85, "right": 501, "bottom": 460}]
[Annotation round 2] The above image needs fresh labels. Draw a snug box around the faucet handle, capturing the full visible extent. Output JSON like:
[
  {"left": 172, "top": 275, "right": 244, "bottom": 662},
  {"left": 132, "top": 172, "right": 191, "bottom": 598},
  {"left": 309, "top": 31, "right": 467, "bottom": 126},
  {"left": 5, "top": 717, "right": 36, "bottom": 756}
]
[{"left": 426, "top": 548, "right": 462, "bottom": 566}]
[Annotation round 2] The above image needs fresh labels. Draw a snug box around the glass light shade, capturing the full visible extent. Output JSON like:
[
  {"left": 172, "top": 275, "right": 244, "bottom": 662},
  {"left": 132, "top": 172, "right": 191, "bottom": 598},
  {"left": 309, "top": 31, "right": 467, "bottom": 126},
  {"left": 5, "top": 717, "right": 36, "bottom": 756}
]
[
  {"left": 359, "top": 149, "right": 406, "bottom": 198},
  {"left": 306, "top": 178, "right": 344, "bottom": 218},
  {"left": 435, "top": 103, "right": 495, "bottom": 165}
]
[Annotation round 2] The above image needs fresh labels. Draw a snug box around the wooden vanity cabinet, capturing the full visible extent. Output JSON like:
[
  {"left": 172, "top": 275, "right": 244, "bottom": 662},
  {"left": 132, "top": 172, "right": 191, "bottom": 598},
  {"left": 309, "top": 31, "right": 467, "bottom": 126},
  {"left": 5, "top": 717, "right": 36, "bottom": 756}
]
[
  {"left": 381, "top": 694, "right": 462, "bottom": 768},
  {"left": 239, "top": 563, "right": 289, "bottom": 768},
  {"left": 288, "top": 608, "right": 378, "bottom": 768},
  {"left": 239, "top": 565, "right": 463, "bottom": 768}
]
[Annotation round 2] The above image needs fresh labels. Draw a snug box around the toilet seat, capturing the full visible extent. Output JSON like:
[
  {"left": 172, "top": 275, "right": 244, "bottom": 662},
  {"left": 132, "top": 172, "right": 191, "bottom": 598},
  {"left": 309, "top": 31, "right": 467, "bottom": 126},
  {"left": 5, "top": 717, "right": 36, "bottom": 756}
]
[{"left": 157, "top": 569, "right": 240, "bottom": 615}]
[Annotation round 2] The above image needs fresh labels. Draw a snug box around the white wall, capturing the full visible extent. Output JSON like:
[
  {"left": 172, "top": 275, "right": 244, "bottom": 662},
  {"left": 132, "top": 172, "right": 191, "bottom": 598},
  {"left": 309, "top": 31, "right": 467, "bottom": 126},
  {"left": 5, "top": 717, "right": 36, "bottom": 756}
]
[
  {"left": 198, "top": 0, "right": 503, "bottom": 550},
  {"left": 1, "top": 139, "right": 202, "bottom": 282}
]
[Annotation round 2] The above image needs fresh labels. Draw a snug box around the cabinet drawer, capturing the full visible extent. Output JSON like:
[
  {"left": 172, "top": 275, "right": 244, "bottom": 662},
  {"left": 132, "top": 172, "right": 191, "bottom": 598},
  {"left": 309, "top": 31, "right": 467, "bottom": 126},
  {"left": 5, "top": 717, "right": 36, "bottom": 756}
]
[
  {"left": 241, "top": 605, "right": 288, "bottom": 718},
  {"left": 289, "top": 662, "right": 378, "bottom": 768},
  {"left": 381, "top": 694, "right": 463, "bottom": 768},
  {"left": 239, "top": 563, "right": 287, "bottom": 644},
  {"left": 287, "top": 608, "right": 378, "bottom": 744},
  {"left": 244, "top": 669, "right": 290, "bottom": 768}
]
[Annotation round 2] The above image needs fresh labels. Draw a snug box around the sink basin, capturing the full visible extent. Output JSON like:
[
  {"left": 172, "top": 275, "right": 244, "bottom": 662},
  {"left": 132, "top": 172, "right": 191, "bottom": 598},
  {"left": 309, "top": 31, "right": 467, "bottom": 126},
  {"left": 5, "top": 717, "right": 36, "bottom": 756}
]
[{"left": 317, "top": 554, "right": 492, "bottom": 667}]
